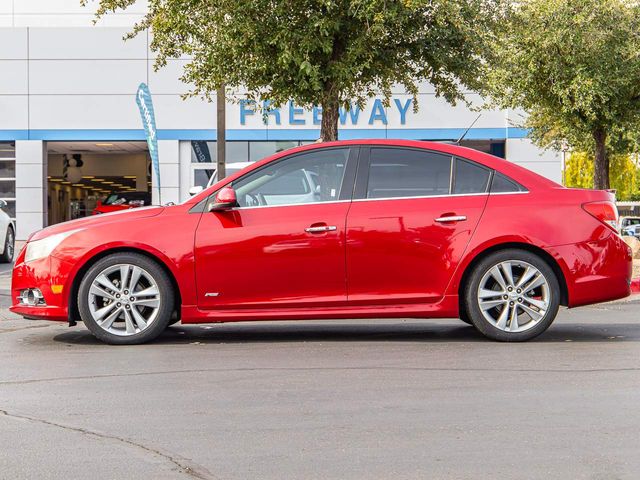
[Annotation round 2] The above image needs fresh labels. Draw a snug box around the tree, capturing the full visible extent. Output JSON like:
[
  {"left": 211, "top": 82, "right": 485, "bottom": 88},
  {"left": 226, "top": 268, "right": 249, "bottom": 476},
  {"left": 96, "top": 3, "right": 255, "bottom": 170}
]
[
  {"left": 485, "top": 0, "right": 640, "bottom": 190},
  {"left": 565, "top": 151, "right": 640, "bottom": 200},
  {"left": 86, "top": 0, "right": 505, "bottom": 141}
]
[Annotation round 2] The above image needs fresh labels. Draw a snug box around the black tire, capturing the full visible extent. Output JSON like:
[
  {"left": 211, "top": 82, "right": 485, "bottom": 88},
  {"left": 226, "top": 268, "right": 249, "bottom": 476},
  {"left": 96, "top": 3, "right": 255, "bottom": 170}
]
[
  {"left": 463, "top": 249, "right": 560, "bottom": 342},
  {"left": 458, "top": 308, "right": 473, "bottom": 325},
  {"left": 0, "top": 225, "right": 14, "bottom": 263},
  {"left": 78, "top": 252, "right": 174, "bottom": 345}
]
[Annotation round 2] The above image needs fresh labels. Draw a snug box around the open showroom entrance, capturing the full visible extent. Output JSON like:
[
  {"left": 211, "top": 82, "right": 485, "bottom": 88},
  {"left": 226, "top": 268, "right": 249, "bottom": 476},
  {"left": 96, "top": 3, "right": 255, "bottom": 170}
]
[{"left": 46, "top": 142, "right": 151, "bottom": 226}]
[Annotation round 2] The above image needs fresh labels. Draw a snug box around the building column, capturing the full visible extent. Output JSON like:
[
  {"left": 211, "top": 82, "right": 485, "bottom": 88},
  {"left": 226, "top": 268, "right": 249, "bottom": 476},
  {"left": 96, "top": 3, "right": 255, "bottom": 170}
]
[
  {"left": 15, "top": 140, "right": 46, "bottom": 241},
  {"left": 178, "top": 140, "right": 193, "bottom": 202},
  {"left": 152, "top": 140, "right": 180, "bottom": 205}
]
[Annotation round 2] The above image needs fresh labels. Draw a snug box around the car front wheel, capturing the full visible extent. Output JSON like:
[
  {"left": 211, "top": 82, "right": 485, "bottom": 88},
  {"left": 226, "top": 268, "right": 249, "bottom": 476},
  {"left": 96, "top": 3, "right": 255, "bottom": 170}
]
[
  {"left": 78, "top": 252, "right": 174, "bottom": 345},
  {"left": 463, "top": 249, "right": 560, "bottom": 342}
]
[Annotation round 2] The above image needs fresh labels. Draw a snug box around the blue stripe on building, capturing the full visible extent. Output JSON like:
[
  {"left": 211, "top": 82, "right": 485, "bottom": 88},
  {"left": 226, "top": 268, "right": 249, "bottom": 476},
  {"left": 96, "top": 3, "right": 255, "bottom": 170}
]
[{"left": 0, "top": 127, "right": 529, "bottom": 142}]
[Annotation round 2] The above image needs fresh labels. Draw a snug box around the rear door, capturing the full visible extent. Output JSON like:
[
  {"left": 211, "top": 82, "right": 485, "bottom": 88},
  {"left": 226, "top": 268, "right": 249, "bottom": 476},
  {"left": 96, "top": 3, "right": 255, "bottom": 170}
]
[{"left": 345, "top": 146, "right": 490, "bottom": 305}]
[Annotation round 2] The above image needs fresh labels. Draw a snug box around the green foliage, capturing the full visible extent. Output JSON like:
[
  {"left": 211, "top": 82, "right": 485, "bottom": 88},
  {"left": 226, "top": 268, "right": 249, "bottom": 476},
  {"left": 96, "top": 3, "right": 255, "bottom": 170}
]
[
  {"left": 84, "top": 0, "right": 506, "bottom": 140},
  {"left": 486, "top": 0, "right": 640, "bottom": 188},
  {"left": 565, "top": 151, "right": 640, "bottom": 200}
]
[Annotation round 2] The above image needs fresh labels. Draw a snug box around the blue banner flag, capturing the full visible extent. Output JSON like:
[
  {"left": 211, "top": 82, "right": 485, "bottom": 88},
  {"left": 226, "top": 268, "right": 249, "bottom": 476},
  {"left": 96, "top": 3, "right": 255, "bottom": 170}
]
[{"left": 136, "top": 83, "right": 160, "bottom": 202}]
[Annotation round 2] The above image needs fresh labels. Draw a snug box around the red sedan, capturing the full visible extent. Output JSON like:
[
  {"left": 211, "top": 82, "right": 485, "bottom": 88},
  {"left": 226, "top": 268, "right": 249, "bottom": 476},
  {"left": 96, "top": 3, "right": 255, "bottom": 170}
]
[{"left": 11, "top": 140, "right": 632, "bottom": 344}]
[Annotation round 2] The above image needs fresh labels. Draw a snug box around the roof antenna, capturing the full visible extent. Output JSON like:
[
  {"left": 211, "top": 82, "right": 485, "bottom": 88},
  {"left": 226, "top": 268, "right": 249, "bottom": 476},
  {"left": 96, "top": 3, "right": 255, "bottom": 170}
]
[{"left": 455, "top": 114, "right": 482, "bottom": 145}]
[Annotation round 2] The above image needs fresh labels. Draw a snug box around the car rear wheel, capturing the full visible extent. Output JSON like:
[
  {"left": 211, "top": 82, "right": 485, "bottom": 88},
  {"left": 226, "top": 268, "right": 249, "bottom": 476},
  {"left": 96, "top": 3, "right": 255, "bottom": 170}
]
[
  {"left": 0, "top": 226, "right": 14, "bottom": 263},
  {"left": 78, "top": 252, "right": 174, "bottom": 345},
  {"left": 463, "top": 249, "right": 560, "bottom": 342}
]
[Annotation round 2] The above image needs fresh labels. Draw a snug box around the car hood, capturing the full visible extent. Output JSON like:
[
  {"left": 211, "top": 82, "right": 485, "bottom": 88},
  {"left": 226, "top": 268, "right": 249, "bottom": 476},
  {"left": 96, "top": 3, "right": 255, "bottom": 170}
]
[{"left": 30, "top": 206, "right": 165, "bottom": 242}]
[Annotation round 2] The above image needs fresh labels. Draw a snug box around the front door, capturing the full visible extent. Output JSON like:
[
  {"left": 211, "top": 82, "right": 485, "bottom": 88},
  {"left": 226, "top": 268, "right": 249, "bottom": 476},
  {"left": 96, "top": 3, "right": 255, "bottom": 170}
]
[
  {"left": 194, "top": 147, "right": 356, "bottom": 310},
  {"left": 346, "top": 147, "right": 490, "bottom": 305}
]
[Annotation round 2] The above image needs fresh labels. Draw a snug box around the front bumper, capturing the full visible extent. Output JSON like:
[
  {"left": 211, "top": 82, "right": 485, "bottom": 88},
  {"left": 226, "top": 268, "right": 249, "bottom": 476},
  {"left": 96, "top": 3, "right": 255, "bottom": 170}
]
[
  {"left": 10, "top": 254, "right": 74, "bottom": 322},
  {"left": 552, "top": 232, "right": 632, "bottom": 308}
]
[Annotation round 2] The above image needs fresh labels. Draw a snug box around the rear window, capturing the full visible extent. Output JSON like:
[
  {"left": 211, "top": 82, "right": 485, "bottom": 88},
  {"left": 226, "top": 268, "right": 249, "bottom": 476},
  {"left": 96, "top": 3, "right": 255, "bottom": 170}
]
[
  {"left": 453, "top": 158, "right": 491, "bottom": 194},
  {"left": 491, "top": 172, "right": 525, "bottom": 193}
]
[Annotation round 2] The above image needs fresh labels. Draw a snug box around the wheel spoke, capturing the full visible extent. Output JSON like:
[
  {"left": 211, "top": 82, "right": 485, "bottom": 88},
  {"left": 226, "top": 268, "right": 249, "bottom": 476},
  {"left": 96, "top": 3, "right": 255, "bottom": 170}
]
[
  {"left": 90, "top": 284, "right": 116, "bottom": 301},
  {"left": 480, "top": 298, "right": 506, "bottom": 310},
  {"left": 129, "top": 266, "right": 143, "bottom": 292},
  {"left": 133, "top": 298, "right": 160, "bottom": 308},
  {"left": 523, "top": 297, "right": 548, "bottom": 312},
  {"left": 99, "top": 306, "right": 122, "bottom": 330},
  {"left": 130, "top": 307, "right": 148, "bottom": 329},
  {"left": 516, "top": 266, "right": 535, "bottom": 288},
  {"left": 123, "top": 309, "right": 137, "bottom": 334},
  {"left": 489, "top": 266, "right": 508, "bottom": 291},
  {"left": 93, "top": 302, "right": 117, "bottom": 321},
  {"left": 495, "top": 305, "right": 510, "bottom": 330},
  {"left": 479, "top": 288, "right": 504, "bottom": 298},
  {"left": 523, "top": 273, "right": 545, "bottom": 293},
  {"left": 519, "top": 302, "right": 544, "bottom": 321},
  {"left": 133, "top": 286, "right": 159, "bottom": 298},
  {"left": 508, "top": 305, "right": 519, "bottom": 331},
  {"left": 94, "top": 274, "right": 119, "bottom": 293},
  {"left": 501, "top": 262, "right": 515, "bottom": 287},
  {"left": 120, "top": 265, "right": 131, "bottom": 291}
]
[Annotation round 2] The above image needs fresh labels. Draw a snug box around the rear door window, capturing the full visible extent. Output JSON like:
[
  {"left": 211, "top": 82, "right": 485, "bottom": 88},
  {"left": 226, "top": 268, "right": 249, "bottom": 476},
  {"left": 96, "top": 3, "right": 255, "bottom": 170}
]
[{"left": 366, "top": 148, "right": 452, "bottom": 199}]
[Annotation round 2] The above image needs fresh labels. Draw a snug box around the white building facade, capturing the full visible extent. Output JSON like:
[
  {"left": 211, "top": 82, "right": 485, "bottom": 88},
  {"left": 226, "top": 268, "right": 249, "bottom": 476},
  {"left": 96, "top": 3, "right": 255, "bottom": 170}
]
[{"left": 0, "top": 1, "right": 561, "bottom": 240}]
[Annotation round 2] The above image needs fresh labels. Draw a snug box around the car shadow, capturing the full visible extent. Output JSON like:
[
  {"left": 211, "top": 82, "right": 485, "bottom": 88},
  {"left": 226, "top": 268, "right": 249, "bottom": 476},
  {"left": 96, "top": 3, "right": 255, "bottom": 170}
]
[{"left": 52, "top": 320, "right": 640, "bottom": 346}]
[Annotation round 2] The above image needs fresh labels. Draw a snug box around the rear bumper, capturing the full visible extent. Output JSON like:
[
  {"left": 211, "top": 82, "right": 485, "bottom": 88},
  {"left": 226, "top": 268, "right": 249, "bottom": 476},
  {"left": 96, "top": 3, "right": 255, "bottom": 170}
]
[
  {"left": 552, "top": 232, "right": 632, "bottom": 308},
  {"left": 9, "top": 255, "right": 72, "bottom": 322}
]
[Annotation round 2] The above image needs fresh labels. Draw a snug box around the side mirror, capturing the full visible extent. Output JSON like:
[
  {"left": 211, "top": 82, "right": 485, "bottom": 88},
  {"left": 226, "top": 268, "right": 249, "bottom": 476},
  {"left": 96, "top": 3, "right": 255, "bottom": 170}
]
[
  {"left": 208, "top": 186, "right": 238, "bottom": 211},
  {"left": 0, "top": 199, "right": 7, "bottom": 209},
  {"left": 189, "top": 185, "right": 204, "bottom": 196}
]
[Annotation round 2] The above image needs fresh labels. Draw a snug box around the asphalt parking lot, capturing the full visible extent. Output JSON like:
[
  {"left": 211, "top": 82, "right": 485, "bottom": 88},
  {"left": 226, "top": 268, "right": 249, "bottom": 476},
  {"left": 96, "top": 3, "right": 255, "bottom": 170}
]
[{"left": 1, "top": 289, "right": 640, "bottom": 480}]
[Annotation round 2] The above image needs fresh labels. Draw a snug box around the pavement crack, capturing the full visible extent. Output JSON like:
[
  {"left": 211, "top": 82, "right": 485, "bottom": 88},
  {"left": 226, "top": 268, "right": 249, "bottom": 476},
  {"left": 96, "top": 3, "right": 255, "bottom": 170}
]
[
  {"left": 2, "top": 365, "right": 640, "bottom": 387},
  {"left": 0, "top": 408, "right": 217, "bottom": 480}
]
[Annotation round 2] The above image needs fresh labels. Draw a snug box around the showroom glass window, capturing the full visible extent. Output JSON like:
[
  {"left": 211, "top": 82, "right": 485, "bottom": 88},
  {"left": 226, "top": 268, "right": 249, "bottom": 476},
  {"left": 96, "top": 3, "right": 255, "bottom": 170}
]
[
  {"left": 366, "top": 148, "right": 452, "bottom": 199},
  {"left": 232, "top": 148, "right": 349, "bottom": 207},
  {"left": 0, "top": 143, "right": 16, "bottom": 219}
]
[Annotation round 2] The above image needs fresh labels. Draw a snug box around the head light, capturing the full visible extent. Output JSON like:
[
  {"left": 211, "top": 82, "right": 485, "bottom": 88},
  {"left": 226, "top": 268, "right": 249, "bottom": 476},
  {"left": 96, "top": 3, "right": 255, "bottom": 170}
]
[{"left": 24, "top": 229, "right": 82, "bottom": 263}]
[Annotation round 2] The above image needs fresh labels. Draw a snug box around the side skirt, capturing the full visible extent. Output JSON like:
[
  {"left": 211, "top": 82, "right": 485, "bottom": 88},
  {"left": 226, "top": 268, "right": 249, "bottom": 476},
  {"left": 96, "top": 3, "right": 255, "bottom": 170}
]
[{"left": 180, "top": 295, "right": 460, "bottom": 324}]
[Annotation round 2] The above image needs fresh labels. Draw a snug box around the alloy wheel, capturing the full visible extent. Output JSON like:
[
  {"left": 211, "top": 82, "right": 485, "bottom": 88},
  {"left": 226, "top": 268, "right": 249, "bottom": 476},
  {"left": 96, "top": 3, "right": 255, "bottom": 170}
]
[
  {"left": 6, "top": 229, "right": 13, "bottom": 260},
  {"left": 88, "top": 263, "right": 161, "bottom": 336},
  {"left": 477, "top": 260, "right": 551, "bottom": 333}
]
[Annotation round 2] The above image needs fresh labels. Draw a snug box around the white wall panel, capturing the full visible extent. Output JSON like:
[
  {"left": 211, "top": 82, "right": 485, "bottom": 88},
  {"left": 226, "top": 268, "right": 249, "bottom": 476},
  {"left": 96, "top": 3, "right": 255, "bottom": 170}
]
[
  {"left": 0, "top": 0, "right": 11, "bottom": 14},
  {"left": 152, "top": 95, "right": 216, "bottom": 130},
  {"left": 14, "top": 0, "right": 148, "bottom": 14},
  {"left": 29, "top": 95, "right": 141, "bottom": 129},
  {"left": 29, "top": 27, "right": 147, "bottom": 59},
  {"left": 0, "top": 60, "right": 28, "bottom": 94},
  {"left": 147, "top": 59, "right": 191, "bottom": 95},
  {"left": 0, "top": 96, "right": 28, "bottom": 129},
  {"left": 0, "top": 28, "right": 27, "bottom": 58},
  {"left": 29, "top": 59, "right": 147, "bottom": 94}
]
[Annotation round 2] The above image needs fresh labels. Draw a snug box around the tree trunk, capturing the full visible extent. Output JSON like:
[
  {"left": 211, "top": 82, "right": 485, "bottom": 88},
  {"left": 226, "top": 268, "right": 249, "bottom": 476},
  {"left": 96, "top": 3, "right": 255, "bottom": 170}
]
[
  {"left": 592, "top": 128, "right": 609, "bottom": 190},
  {"left": 320, "top": 96, "right": 339, "bottom": 142},
  {"left": 216, "top": 84, "right": 226, "bottom": 180}
]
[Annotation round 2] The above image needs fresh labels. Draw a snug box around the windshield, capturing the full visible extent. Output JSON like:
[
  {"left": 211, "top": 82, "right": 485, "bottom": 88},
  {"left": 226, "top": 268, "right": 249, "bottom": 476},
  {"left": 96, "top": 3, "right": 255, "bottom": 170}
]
[{"left": 103, "top": 194, "right": 127, "bottom": 206}]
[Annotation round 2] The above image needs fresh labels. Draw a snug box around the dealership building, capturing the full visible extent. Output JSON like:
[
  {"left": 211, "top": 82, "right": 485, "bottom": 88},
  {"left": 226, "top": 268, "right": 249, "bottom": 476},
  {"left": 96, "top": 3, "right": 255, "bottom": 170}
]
[{"left": 0, "top": 1, "right": 561, "bottom": 240}]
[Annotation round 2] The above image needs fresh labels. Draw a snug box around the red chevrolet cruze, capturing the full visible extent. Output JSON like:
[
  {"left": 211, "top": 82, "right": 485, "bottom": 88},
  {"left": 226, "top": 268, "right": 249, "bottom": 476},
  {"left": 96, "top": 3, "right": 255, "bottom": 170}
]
[{"left": 11, "top": 140, "right": 632, "bottom": 344}]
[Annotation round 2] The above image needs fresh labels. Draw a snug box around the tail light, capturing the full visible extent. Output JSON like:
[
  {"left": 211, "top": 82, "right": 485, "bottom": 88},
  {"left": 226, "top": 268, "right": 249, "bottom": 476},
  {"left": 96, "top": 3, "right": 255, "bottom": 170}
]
[{"left": 582, "top": 201, "right": 619, "bottom": 231}]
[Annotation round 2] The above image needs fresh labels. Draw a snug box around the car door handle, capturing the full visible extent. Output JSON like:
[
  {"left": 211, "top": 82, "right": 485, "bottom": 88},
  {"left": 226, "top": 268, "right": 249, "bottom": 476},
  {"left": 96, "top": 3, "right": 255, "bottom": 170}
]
[
  {"left": 435, "top": 215, "right": 467, "bottom": 223},
  {"left": 305, "top": 225, "right": 337, "bottom": 233}
]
